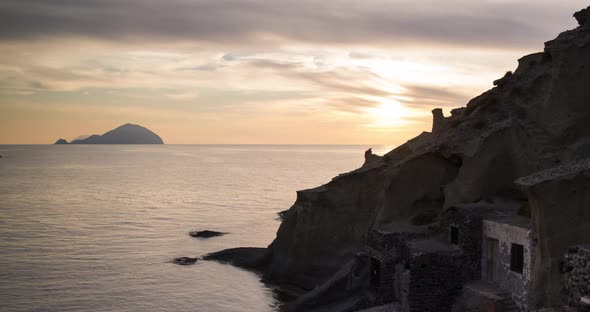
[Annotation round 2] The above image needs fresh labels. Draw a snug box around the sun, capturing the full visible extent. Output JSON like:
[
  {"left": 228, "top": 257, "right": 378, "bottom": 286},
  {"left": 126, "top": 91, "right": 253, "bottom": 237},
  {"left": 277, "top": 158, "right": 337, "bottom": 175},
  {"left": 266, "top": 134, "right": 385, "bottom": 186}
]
[{"left": 365, "top": 100, "right": 420, "bottom": 128}]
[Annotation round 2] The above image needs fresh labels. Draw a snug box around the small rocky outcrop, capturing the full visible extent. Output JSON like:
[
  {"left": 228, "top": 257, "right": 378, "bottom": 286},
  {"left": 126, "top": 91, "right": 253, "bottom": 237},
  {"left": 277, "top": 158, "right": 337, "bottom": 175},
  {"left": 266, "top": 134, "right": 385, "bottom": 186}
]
[
  {"left": 276, "top": 210, "right": 290, "bottom": 221},
  {"left": 431, "top": 108, "right": 445, "bottom": 132},
  {"left": 492, "top": 71, "right": 513, "bottom": 87},
  {"left": 362, "top": 148, "right": 382, "bottom": 167},
  {"left": 172, "top": 257, "right": 199, "bottom": 265},
  {"left": 54, "top": 138, "right": 69, "bottom": 144},
  {"left": 189, "top": 230, "right": 227, "bottom": 238},
  {"left": 202, "top": 247, "right": 268, "bottom": 270},
  {"left": 575, "top": 6, "right": 590, "bottom": 26}
]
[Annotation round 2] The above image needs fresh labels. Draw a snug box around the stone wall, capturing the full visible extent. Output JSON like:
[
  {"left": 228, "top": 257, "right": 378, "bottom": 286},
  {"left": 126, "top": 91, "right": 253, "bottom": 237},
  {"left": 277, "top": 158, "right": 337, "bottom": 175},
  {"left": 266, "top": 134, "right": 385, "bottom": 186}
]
[
  {"left": 481, "top": 217, "right": 533, "bottom": 311},
  {"left": 402, "top": 239, "right": 465, "bottom": 312},
  {"left": 366, "top": 223, "right": 427, "bottom": 305},
  {"left": 367, "top": 252, "right": 398, "bottom": 304},
  {"left": 440, "top": 204, "right": 487, "bottom": 282},
  {"left": 562, "top": 245, "right": 590, "bottom": 311}
]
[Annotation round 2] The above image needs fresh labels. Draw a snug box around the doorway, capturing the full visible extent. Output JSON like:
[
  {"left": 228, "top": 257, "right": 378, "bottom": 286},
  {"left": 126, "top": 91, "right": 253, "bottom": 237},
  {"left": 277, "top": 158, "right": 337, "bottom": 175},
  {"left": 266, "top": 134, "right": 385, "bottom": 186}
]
[
  {"left": 486, "top": 237, "right": 500, "bottom": 283},
  {"left": 370, "top": 256, "right": 381, "bottom": 289}
]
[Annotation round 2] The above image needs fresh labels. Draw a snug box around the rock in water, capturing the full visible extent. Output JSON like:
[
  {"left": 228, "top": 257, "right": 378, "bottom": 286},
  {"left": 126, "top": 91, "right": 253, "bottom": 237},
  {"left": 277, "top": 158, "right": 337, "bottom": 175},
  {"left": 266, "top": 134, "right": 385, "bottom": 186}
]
[
  {"left": 189, "top": 230, "right": 227, "bottom": 238},
  {"left": 173, "top": 257, "right": 198, "bottom": 265},
  {"left": 54, "top": 138, "right": 69, "bottom": 144},
  {"left": 202, "top": 248, "right": 268, "bottom": 270}
]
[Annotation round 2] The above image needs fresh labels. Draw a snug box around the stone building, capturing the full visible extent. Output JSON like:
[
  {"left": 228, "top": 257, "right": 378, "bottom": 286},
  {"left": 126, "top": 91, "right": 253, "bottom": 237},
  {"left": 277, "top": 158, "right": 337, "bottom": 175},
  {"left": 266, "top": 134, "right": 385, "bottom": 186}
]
[
  {"left": 439, "top": 200, "right": 523, "bottom": 283},
  {"left": 516, "top": 158, "right": 590, "bottom": 310},
  {"left": 365, "top": 223, "right": 466, "bottom": 312},
  {"left": 361, "top": 159, "right": 590, "bottom": 312},
  {"left": 480, "top": 216, "right": 533, "bottom": 311},
  {"left": 400, "top": 239, "right": 464, "bottom": 312},
  {"left": 439, "top": 199, "right": 530, "bottom": 311},
  {"left": 365, "top": 223, "right": 427, "bottom": 305},
  {"left": 441, "top": 159, "right": 590, "bottom": 312}
]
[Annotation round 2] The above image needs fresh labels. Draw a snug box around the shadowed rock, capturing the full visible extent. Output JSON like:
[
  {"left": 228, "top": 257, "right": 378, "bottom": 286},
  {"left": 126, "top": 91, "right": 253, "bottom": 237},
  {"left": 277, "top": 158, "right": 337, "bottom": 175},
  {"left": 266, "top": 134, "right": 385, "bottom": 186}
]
[
  {"left": 493, "top": 70, "right": 513, "bottom": 87},
  {"left": 202, "top": 247, "right": 268, "bottom": 270},
  {"left": 431, "top": 108, "right": 445, "bottom": 132},
  {"left": 54, "top": 138, "right": 69, "bottom": 144},
  {"left": 189, "top": 230, "right": 227, "bottom": 238},
  {"left": 363, "top": 148, "right": 381, "bottom": 166},
  {"left": 575, "top": 6, "right": 590, "bottom": 26},
  {"left": 172, "top": 257, "right": 198, "bottom": 265},
  {"left": 277, "top": 210, "right": 290, "bottom": 221}
]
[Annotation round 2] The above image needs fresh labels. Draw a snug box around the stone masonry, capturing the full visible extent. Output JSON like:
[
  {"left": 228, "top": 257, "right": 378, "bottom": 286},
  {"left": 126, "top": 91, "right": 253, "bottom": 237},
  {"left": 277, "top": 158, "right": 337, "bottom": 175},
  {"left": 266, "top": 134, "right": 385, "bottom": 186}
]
[
  {"left": 401, "top": 239, "right": 465, "bottom": 312},
  {"left": 562, "top": 245, "right": 590, "bottom": 311}
]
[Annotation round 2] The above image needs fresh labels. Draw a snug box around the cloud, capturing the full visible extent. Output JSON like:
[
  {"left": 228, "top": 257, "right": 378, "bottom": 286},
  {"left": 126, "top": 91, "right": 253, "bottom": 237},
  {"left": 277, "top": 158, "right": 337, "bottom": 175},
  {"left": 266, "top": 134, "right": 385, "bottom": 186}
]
[
  {"left": 240, "top": 57, "right": 470, "bottom": 111},
  {"left": 322, "top": 97, "right": 380, "bottom": 114},
  {"left": 0, "top": 0, "right": 586, "bottom": 48},
  {"left": 401, "top": 85, "right": 471, "bottom": 107},
  {"left": 222, "top": 53, "right": 237, "bottom": 62},
  {"left": 242, "top": 58, "right": 391, "bottom": 96}
]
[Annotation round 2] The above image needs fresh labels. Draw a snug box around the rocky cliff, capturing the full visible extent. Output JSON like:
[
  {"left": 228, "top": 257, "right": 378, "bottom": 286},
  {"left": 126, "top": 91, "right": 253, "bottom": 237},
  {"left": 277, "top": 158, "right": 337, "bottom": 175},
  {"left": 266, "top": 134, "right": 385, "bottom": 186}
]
[{"left": 206, "top": 6, "right": 590, "bottom": 310}]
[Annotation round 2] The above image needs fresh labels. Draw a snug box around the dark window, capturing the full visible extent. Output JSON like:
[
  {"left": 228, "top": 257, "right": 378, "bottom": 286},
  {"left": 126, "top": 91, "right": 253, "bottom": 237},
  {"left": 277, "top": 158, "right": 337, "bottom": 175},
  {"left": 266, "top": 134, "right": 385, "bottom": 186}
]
[
  {"left": 450, "top": 226, "right": 459, "bottom": 245},
  {"left": 370, "top": 256, "right": 381, "bottom": 289},
  {"left": 511, "top": 243, "right": 524, "bottom": 273}
]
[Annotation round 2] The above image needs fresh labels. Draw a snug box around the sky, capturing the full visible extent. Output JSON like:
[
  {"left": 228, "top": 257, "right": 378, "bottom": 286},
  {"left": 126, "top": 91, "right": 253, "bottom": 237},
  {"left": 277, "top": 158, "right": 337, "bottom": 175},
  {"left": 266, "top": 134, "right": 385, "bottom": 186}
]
[{"left": 0, "top": 1, "right": 586, "bottom": 145}]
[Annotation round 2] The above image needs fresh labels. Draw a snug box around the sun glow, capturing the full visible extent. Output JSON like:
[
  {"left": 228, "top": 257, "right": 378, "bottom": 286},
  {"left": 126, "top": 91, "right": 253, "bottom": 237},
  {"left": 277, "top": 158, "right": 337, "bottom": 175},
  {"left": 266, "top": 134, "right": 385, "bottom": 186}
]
[{"left": 365, "top": 100, "right": 423, "bottom": 128}]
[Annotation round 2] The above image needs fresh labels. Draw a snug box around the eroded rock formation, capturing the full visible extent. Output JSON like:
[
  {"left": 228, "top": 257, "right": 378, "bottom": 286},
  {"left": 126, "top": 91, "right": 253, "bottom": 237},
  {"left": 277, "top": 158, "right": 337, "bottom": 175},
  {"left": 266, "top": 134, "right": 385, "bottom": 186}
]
[{"left": 205, "top": 6, "right": 590, "bottom": 311}]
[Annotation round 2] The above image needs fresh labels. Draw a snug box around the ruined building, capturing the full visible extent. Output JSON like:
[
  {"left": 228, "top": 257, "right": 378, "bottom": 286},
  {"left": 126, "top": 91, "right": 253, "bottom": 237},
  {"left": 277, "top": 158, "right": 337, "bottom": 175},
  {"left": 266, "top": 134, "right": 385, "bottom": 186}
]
[{"left": 360, "top": 158, "right": 590, "bottom": 312}]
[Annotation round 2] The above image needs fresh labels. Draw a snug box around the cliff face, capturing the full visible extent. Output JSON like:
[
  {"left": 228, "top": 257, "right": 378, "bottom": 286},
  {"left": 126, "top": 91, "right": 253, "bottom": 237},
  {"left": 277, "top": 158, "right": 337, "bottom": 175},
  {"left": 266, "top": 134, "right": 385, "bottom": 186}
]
[{"left": 264, "top": 6, "right": 590, "bottom": 293}]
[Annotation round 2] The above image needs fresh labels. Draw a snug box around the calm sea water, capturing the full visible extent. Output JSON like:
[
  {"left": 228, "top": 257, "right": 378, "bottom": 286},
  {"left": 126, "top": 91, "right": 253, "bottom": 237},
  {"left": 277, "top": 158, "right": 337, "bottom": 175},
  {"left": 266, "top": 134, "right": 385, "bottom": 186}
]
[{"left": 0, "top": 145, "right": 390, "bottom": 312}]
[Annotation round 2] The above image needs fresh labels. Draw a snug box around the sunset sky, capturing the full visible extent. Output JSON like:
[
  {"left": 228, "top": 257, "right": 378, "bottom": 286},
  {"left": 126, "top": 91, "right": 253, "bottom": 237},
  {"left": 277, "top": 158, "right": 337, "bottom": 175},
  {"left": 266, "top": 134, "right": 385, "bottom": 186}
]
[{"left": 0, "top": 0, "right": 586, "bottom": 145}]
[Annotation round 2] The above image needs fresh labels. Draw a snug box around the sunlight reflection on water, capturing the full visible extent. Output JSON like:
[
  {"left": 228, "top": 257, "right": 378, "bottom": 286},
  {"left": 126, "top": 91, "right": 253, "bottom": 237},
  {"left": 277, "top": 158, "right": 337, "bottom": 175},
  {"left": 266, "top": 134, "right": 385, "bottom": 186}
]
[{"left": 0, "top": 144, "right": 390, "bottom": 312}]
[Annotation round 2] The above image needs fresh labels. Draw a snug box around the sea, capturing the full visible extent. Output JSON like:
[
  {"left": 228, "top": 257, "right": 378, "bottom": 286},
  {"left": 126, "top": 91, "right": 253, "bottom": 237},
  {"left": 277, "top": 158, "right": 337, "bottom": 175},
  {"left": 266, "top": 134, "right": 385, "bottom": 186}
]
[{"left": 0, "top": 145, "right": 391, "bottom": 312}]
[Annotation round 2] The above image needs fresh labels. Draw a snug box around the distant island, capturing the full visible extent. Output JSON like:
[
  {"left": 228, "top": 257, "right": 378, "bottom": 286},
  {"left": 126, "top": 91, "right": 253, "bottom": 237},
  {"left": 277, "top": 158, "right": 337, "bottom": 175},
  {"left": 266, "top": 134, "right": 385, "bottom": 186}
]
[{"left": 54, "top": 124, "right": 164, "bottom": 144}]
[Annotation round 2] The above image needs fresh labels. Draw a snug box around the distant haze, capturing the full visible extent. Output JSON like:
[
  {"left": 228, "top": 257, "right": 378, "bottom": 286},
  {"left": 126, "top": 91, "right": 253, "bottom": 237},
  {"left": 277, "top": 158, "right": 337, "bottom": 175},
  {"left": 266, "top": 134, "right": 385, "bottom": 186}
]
[{"left": 0, "top": 0, "right": 587, "bottom": 144}]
